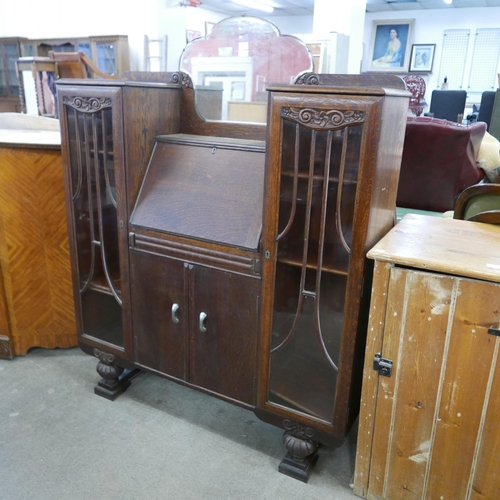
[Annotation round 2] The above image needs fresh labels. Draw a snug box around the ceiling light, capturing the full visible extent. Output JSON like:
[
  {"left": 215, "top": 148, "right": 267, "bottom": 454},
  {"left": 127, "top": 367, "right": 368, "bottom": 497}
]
[
  {"left": 444, "top": 0, "right": 453, "bottom": 4},
  {"left": 231, "top": 0, "right": 275, "bottom": 13}
]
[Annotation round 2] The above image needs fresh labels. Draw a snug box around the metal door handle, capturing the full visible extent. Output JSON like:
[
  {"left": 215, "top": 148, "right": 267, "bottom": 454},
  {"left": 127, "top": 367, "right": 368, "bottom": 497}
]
[
  {"left": 171, "top": 303, "right": 180, "bottom": 324},
  {"left": 199, "top": 312, "right": 207, "bottom": 332}
]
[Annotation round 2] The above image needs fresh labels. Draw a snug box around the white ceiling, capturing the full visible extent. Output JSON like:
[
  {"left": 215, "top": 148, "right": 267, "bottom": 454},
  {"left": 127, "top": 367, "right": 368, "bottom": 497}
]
[{"left": 195, "top": 0, "right": 500, "bottom": 17}]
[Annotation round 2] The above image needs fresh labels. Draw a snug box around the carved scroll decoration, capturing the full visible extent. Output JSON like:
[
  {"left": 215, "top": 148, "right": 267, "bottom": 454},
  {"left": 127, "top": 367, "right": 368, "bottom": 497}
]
[
  {"left": 169, "top": 71, "right": 194, "bottom": 89},
  {"left": 63, "top": 96, "right": 112, "bottom": 113},
  {"left": 294, "top": 72, "right": 320, "bottom": 85},
  {"left": 281, "top": 107, "right": 365, "bottom": 130}
]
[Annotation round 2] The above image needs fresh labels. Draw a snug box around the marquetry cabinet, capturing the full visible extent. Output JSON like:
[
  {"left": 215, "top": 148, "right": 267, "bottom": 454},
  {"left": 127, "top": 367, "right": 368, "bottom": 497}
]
[
  {"left": 58, "top": 72, "right": 410, "bottom": 481},
  {"left": 354, "top": 215, "right": 500, "bottom": 500},
  {"left": 0, "top": 140, "right": 76, "bottom": 358}
]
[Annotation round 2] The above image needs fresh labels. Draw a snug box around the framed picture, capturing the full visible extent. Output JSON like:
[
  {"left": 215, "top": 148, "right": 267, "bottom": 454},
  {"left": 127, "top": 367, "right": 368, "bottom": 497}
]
[
  {"left": 186, "top": 30, "right": 201, "bottom": 43},
  {"left": 231, "top": 81, "right": 245, "bottom": 100},
  {"left": 367, "top": 19, "right": 414, "bottom": 73},
  {"left": 409, "top": 44, "right": 436, "bottom": 73},
  {"left": 205, "top": 21, "right": 215, "bottom": 36}
]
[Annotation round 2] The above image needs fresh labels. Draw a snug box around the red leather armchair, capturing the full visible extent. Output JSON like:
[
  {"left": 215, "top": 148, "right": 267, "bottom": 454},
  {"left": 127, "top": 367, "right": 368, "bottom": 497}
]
[{"left": 396, "top": 117, "right": 487, "bottom": 213}]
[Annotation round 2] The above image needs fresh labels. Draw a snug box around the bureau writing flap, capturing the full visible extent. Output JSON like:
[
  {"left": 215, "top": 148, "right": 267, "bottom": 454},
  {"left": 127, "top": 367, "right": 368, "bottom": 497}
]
[{"left": 130, "top": 135, "right": 265, "bottom": 250}]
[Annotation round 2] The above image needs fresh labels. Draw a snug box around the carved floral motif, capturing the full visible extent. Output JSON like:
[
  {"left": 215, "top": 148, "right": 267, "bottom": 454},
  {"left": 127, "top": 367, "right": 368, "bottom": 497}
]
[
  {"left": 281, "top": 106, "right": 365, "bottom": 129},
  {"left": 62, "top": 96, "right": 112, "bottom": 113},
  {"left": 283, "top": 419, "right": 315, "bottom": 439},
  {"left": 93, "top": 348, "right": 115, "bottom": 364}
]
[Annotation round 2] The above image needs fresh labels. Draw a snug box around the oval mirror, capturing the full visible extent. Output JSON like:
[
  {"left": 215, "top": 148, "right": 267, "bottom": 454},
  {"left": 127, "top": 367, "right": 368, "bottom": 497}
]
[{"left": 179, "top": 16, "right": 313, "bottom": 124}]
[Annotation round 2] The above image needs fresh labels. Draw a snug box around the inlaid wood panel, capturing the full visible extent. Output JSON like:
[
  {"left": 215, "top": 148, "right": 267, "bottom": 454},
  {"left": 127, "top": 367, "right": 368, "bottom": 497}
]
[{"left": 0, "top": 145, "right": 76, "bottom": 355}]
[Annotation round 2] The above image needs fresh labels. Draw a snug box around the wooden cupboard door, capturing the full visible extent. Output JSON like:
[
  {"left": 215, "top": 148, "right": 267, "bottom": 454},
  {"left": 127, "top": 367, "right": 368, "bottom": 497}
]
[
  {"left": 130, "top": 250, "right": 187, "bottom": 380},
  {"left": 364, "top": 267, "right": 500, "bottom": 500},
  {"left": 190, "top": 266, "right": 260, "bottom": 406}
]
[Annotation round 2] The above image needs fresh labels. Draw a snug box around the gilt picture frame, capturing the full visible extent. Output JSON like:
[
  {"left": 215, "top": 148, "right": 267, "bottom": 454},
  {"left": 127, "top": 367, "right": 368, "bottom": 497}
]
[{"left": 367, "top": 19, "right": 414, "bottom": 73}]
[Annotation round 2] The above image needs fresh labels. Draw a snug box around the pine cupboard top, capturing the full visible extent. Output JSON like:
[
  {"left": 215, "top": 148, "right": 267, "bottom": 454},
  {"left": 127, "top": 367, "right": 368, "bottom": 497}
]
[{"left": 367, "top": 214, "right": 500, "bottom": 283}]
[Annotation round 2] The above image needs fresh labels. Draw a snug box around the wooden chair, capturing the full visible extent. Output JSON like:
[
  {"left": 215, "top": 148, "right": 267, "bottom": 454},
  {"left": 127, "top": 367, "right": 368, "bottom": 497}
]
[
  {"left": 454, "top": 183, "right": 500, "bottom": 224},
  {"left": 48, "top": 51, "right": 118, "bottom": 79}
]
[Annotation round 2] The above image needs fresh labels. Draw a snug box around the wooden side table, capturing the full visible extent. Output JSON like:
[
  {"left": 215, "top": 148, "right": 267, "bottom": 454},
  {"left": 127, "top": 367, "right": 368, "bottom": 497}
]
[{"left": 354, "top": 214, "right": 500, "bottom": 500}]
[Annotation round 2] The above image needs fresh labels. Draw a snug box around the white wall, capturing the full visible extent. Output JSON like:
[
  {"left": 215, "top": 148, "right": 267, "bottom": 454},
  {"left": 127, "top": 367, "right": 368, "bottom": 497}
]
[
  {"left": 364, "top": 7, "right": 500, "bottom": 106},
  {"left": 1, "top": 1, "right": 499, "bottom": 91}
]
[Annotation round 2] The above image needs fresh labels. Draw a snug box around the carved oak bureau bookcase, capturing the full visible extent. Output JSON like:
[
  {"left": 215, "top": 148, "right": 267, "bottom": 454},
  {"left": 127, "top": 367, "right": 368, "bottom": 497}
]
[{"left": 56, "top": 15, "right": 409, "bottom": 483}]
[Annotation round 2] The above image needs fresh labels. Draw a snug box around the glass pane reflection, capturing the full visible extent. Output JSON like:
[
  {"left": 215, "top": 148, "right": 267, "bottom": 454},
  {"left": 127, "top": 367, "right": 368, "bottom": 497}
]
[{"left": 179, "top": 16, "right": 313, "bottom": 123}]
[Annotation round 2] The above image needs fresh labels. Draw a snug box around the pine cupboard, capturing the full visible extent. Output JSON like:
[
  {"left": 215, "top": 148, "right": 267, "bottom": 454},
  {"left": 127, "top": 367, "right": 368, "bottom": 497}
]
[
  {"left": 57, "top": 71, "right": 409, "bottom": 481},
  {"left": 354, "top": 215, "right": 500, "bottom": 500}
]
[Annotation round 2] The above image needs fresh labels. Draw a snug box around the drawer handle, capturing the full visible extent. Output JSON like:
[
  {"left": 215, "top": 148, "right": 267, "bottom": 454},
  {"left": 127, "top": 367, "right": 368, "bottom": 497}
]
[
  {"left": 488, "top": 327, "right": 500, "bottom": 337},
  {"left": 199, "top": 312, "right": 207, "bottom": 332},
  {"left": 171, "top": 303, "right": 180, "bottom": 324}
]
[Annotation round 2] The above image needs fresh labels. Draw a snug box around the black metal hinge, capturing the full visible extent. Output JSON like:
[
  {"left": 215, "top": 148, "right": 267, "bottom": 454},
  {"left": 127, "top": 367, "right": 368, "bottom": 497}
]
[{"left": 373, "top": 353, "right": 393, "bottom": 377}]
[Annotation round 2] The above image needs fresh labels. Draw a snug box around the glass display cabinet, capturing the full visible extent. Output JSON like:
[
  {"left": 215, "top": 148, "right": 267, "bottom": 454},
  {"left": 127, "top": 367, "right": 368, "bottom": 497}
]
[
  {"left": 57, "top": 16, "right": 410, "bottom": 482},
  {"left": 0, "top": 37, "right": 27, "bottom": 111}
]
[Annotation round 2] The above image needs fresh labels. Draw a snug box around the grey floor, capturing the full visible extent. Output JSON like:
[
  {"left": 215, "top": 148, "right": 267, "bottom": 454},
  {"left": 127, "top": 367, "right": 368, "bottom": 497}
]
[{"left": 0, "top": 348, "right": 359, "bottom": 500}]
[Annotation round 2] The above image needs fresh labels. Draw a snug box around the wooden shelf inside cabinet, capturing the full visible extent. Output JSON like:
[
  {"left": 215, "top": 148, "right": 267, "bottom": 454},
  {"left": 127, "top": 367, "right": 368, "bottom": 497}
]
[
  {"left": 281, "top": 171, "right": 358, "bottom": 185},
  {"left": 87, "top": 273, "right": 121, "bottom": 297},
  {"left": 277, "top": 241, "right": 350, "bottom": 276}
]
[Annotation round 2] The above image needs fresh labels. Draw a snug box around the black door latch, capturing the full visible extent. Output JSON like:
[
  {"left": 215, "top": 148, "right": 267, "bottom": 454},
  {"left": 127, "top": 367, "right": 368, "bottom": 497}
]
[{"left": 373, "top": 353, "right": 393, "bottom": 377}]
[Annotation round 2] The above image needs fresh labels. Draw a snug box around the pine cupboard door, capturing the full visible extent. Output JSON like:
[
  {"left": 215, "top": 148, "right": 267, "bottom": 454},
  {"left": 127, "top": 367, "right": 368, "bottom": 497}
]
[
  {"left": 130, "top": 250, "right": 188, "bottom": 380},
  {"left": 259, "top": 90, "right": 382, "bottom": 435},
  {"left": 357, "top": 266, "right": 500, "bottom": 500},
  {"left": 59, "top": 85, "right": 132, "bottom": 357},
  {"left": 190, "top": 266, "right": 260, "bottom": 407}
]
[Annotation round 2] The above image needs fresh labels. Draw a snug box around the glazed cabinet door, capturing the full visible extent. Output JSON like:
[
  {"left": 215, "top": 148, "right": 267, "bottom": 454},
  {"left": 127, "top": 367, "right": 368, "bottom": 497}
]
[
  {"left": 260, "top": 91, "right": 380, "bottom": 432},
  {"left": 190, "top": 266, "right": 260, "bottom": 406},
  {"left": 130, "top": 250, "right": 187, "bottom": 380},
  {"left": 59, "top": 85, "right": 131, "bottom": 354}
]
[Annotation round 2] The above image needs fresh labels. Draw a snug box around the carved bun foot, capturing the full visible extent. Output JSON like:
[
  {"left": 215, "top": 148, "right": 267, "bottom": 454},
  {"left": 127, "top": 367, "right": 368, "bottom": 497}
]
[
  {"left": 278, "top": 422, "right": 319, "bottom": 483},
  {"left": 93, "top": 348, "right": 131, "bottom": 401}
]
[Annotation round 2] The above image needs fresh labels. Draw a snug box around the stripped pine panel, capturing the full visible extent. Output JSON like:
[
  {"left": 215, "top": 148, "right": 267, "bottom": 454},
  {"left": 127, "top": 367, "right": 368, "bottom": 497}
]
[
  {"left": 469, "top": 325, "right": 500, "bottom": 500},
  {"left": 366, "top": 267, "right": 407, "bottom": 499},
  {"left": 0, "top": 145, "right": 76, "bottom": 355},
  {"left": 354, "top": 261, "right": 393, "bottom": 498},
  {"left": 425, "top": 278, "right": 500, "bottom": 499},
  {"left": 384, "top": 270, "right": 453, "bottom": 499}
]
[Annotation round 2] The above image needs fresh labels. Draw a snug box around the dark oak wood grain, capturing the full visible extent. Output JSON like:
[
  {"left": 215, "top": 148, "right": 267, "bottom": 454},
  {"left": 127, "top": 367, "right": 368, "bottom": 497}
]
[{"left": 57, "top": 71, "right": 409, "bottom": 480}]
